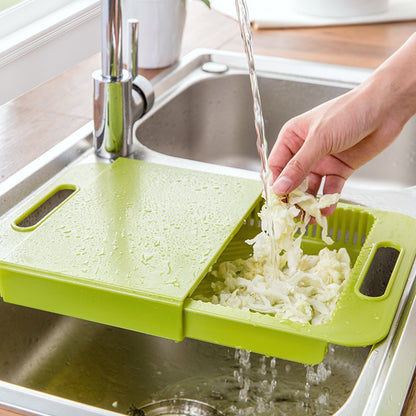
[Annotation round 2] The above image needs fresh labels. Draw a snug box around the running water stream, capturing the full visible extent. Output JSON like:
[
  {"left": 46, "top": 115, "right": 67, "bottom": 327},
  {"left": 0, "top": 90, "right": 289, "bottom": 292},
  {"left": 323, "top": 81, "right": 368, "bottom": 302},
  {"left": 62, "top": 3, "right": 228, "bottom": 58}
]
[
  {"left": 234, "top": 0, "right": 279, "bottom": 275},
  {"left": 229, "top": 1, "right": 335, "bottom": 414},
  {"left": 234, "top": 0, "right": 272, "bottom": 196}
]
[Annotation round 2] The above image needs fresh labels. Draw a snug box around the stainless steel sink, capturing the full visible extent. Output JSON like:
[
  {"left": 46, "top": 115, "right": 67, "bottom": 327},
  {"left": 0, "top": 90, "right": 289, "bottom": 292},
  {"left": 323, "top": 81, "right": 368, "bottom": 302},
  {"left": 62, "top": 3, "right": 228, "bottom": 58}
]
[
  {"left": 136, "top": 50, "right": 416, "bottom": 190},
  {"left": 0, "top": 50, "right": 415, "bottom": 416}
]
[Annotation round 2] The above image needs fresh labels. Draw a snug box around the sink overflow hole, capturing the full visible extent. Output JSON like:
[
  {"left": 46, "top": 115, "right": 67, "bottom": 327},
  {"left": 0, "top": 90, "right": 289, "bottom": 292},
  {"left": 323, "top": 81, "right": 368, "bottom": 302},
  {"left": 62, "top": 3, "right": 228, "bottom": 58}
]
[
  {"left": 359, "top": 247, "right": 400, "bottom": 297},
  {"left": 16, "top": 188, "right": 75, "bottom": 228}
]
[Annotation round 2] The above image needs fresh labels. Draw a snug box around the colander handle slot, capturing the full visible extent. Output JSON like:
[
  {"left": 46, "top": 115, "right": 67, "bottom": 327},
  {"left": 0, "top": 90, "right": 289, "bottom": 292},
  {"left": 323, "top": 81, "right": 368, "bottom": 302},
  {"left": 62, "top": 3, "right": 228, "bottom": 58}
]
[
  {"left": 356, "top": 243, "right": 402, "bottom": 299},
  {"left": 329, "top": 209, "right": 416, "bottom": 347}
]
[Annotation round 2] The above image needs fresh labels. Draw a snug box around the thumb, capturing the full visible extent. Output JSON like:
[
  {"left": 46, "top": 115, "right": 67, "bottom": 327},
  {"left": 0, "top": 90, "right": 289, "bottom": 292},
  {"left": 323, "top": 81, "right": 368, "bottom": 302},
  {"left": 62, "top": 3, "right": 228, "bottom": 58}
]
[{"left": 272, "top": 142, "right": 320, "bottom": 195}]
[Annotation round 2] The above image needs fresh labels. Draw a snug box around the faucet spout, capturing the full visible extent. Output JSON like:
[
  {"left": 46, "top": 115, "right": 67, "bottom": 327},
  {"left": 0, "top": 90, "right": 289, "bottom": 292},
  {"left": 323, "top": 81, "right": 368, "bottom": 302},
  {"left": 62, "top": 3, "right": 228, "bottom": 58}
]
[{"left": 93, "top": 0, "right": 154, "bottom": 159}]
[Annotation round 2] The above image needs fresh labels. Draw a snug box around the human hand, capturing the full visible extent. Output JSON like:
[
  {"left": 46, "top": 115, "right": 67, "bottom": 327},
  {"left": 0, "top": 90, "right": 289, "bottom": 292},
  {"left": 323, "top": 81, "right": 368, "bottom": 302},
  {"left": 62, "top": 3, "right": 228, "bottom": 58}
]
[{"left": 269, "top": 32, "right": 416, "bottom": 216}]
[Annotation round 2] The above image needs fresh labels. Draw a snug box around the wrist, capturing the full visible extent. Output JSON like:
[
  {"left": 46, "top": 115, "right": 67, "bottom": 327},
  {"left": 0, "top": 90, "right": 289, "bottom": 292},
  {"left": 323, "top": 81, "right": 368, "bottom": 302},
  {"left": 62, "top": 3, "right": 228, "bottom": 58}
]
[{"left": 368, "top": 33, "right": 416, "bottom": 125}]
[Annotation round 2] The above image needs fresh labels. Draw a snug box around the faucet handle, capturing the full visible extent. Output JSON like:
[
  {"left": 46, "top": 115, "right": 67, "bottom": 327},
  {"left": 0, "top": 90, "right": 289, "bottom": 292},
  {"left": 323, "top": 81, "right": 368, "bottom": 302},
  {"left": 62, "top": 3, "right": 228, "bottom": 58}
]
[
  {"left": 127, "top": 18, "right": 154, "bottom": 120},
  {"left": 128, "top": 18, "right": 139, "bottom": 79}
]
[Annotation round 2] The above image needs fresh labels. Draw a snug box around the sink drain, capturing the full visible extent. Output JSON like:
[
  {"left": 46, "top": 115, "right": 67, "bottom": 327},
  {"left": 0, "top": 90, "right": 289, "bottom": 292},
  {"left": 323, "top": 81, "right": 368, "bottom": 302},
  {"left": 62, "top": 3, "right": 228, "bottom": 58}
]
[{"left": 134, "top": 399, "right": 224, "bottom": 416}]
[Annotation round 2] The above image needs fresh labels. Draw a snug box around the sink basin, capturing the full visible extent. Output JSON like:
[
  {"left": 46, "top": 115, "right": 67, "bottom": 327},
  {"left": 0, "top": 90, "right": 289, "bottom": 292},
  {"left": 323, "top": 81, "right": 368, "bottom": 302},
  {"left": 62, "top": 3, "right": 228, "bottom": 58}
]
[{"left": 0, "top": 50, "right": 415, "bottom": 416}]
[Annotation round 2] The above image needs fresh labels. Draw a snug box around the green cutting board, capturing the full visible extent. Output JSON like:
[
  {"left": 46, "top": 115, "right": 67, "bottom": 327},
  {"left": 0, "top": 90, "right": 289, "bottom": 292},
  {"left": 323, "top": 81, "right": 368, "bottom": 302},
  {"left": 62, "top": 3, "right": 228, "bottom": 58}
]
[
  {"left": 2, "top": 157, "right": 416, "bottom": 364},
  {"left": 0, "top": 158, "right": 263, "bottom": 341}
]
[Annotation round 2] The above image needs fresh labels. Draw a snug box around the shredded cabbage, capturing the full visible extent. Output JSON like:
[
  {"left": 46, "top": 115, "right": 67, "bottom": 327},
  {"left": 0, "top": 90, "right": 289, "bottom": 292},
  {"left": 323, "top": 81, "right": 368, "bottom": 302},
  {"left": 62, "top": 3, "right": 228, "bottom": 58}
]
[{"left": 198, "top": 183, "right": 350, "bottom": 325}]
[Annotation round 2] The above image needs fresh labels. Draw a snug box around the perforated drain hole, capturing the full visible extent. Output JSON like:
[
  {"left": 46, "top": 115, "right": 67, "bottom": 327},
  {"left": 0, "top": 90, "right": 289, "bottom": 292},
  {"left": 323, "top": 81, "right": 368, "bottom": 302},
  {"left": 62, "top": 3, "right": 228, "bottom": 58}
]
[
  {"left": 133, "top": 399, "right": 224, "bottom": 415},
  {"left": 359, "top": 247, "right": 400, "bottom": 297},
  {"left": 15, "top": 187, "right": 75, "bottom": 229}
]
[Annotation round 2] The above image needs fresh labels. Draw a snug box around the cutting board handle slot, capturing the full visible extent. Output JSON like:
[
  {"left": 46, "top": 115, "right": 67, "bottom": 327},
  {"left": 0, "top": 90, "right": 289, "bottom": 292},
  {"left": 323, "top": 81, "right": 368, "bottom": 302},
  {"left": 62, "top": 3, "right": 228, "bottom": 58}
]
[
  {"left": 356, "top": 244, "right": 402, "bottom": 299},
  {"left": 12, "top": 185, "right": 77, "bottom": 231}
]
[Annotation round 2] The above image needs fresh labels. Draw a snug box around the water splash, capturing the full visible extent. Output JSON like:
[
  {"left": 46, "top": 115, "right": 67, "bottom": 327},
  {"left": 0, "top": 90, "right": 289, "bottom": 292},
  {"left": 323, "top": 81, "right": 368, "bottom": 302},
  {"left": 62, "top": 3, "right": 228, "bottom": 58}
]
[{"left": 152, "top": 344, "right": 355, "bottom": 415}]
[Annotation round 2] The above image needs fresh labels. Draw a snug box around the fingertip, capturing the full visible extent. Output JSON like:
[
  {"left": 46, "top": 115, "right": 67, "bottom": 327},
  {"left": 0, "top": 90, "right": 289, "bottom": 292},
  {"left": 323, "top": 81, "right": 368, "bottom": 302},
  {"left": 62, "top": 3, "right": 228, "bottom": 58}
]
[
  {"left": 321, "top": 203, "right": 337, "bottom": 217},
  {"left": 306, "top": 173, "right": 323, "bottom": 197},
  {"left": 272, "top": 176, "right": 293, "bottom": 195},
  {"left": 323, "top": 175, "right": 346, "bottom": 196}
]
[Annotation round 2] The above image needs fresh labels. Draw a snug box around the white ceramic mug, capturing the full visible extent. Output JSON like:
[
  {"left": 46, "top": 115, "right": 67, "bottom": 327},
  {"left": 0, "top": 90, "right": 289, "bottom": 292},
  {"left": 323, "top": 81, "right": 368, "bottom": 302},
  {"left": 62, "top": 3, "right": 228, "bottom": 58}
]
[{"left": 123, "top": 0, "right": 186, "bottom": 69}]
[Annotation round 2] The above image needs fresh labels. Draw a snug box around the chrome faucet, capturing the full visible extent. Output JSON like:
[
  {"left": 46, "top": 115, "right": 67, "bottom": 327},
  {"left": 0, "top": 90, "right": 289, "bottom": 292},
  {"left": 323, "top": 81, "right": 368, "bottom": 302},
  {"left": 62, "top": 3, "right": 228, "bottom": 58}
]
[{"left": 93, "top": 0, "right": 154, "bottom": 159}]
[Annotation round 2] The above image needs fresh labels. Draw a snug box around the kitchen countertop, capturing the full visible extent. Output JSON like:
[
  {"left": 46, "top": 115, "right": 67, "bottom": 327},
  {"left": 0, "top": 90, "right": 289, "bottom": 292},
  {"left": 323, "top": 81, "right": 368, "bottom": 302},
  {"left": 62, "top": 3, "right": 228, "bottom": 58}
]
[{"left": 0, "top": 2, "right": 415, "bottom": 415}]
